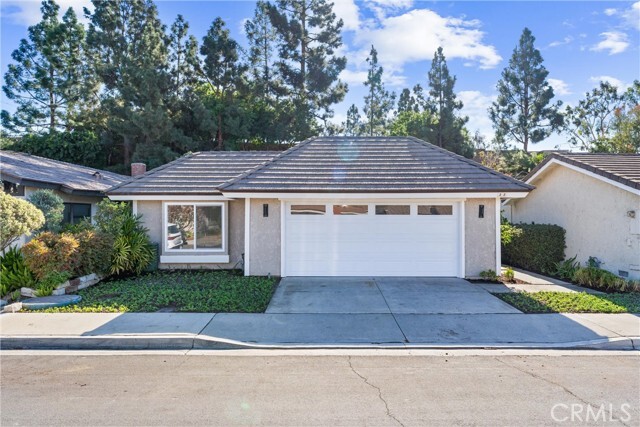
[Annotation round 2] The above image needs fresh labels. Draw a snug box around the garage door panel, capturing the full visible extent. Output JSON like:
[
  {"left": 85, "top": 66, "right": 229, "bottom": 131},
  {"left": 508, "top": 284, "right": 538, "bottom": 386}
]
[{"left": 284, "top": 201, "right": 461, "bottom": 277}]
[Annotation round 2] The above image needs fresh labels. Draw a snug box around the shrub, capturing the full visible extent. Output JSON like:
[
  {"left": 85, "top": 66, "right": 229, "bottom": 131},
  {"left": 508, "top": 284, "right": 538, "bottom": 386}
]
[
  {"left": 35, "top": 271, "right": 72, "bottom": 297},
  {"left": 503, "top": 267, "right": 515, "bottom": 282},
  {"left": 502, "top": 223, "right": 566, "bottom": 274},
  {"left": 73, "top": 230, "right": 114, "bottom": 276},
  {"left": 549, "top": 255, "right": 580, "bottom": 280},
  {"left": 572, "top": 267, "right": 631, "bottom": 292},
  {"left": 110, "top": 214, "right": 156, "bottom": 276},
  {"left": 479, "top": 270, "right": 498, "bottom": 281},
  {"left": 27, "top": 189, "right": 64, "bottom": 232},
  {"left": 0, "top": 247, "right": 35, "bottom": 297},
  {"left": 21, "top": 232, "right": 79, "bottom": 280},
  {"left": 94, "top": 199, "right": 131, "bottom": 236},
  {"left": 500, "top": 219, "right": 523, "bottom": 246},
  {"left": 0, "top": 192, "right": 45, "bottom": 251}
]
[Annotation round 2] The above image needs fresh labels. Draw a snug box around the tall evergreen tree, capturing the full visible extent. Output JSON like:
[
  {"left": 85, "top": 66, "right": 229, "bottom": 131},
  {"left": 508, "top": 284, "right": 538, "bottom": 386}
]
[
  {"left": 86, "top": 0, "right": 173, "bottom": 167},
  {"left": 489, "top": 28, "right": 562, "bottom": 152},
  {"left": 168, "top": 15, "right": 199, "bottom": 96},
  {"left": 245, "top": 1, "right": 280, "bottom": 101},
  {"left": 396, "top": 84, "right": 426, "bottom": 115},
  {"left": 2, "top": 0, "right": 93, "bottom": 134},
  {"left": 267, "top": 0, "right": 347, "bottom": 139},
  {"left": 363, "top": 45, "right": 395, "bottom": 136},
  {"left": 343, "top": 104, "right": 362, "bottom": 136},
  {"left": 427, "top": 47, "right": 465, "bottom": 148},
  {"left": 199, "top": 17, "right": 248, "bottom": 150}
]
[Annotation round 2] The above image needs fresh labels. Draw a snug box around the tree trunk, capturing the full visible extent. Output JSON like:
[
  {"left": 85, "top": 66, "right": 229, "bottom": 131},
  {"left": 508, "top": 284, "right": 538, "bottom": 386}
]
[
  {"left": 217, "top": 113, "right": 223, "bottom": 150},
  {"left": 49, "top": 66, "right": 56, "bottom": 132},
  {"left": 523, "top": 84, "right": 529, "bottom": 153},
  {"left": 300, "top": 1, "right": 306, "bottom": 99}
]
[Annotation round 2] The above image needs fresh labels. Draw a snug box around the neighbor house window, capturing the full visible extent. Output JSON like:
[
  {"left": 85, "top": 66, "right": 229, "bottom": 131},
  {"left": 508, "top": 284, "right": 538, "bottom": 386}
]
[
  {"left": 375, "top": 205, "right": 410, "bottom": 215},
  {"left": 333, "top": 205, "right": 368, "bottom": 215},
  {"left": 291, "top": 205, "right": 326, "bottom": 215},
  {"left": 63, "top": 203, "right": 91, "bottom": 225},
  {"left": 166, "top": 204, "right": 224, "bottom": 251},
  {"left": 3, "top": 182, "right": 24, "bottom": 196},
  {"left": 418, "top": 205, "right": 453, "bottom": 215}
]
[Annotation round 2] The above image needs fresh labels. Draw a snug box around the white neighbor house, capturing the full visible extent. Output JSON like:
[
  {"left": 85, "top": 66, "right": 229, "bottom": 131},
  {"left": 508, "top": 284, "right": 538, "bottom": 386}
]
[{"left": 505, "top": 153, "right": 640, "bottom": 280}]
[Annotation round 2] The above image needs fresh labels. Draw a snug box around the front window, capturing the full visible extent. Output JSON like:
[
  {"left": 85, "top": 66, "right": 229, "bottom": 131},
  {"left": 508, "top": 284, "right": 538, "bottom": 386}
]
[
  {"left": 63, "top": 203, "right": 91, "bottom": 224},
  {"left": 166, "top": 204, "right": 223, "bottom": 251}
]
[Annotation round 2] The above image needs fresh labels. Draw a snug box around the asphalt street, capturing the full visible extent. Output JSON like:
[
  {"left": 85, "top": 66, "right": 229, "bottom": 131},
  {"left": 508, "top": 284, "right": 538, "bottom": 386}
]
[{"left": 1, "top": 350, "right": 638, "bottom": 426}]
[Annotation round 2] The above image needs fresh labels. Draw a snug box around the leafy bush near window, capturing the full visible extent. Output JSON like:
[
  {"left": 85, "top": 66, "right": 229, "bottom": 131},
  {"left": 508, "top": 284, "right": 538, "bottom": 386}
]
[
  {"left": 572, "top": 267, "right": 639, "bottom": 293},
  {"left": 21, "top": 232, "right": 79, "bottom": 280},
  {"left": 502, "top": 223, "right": 566, "bottom": 274},
  {"left": 35, "top": 271, "right": 72, "bottom": 297},
  {"left": 0, "top": 247, "right": 35, "bottom": 297},
  {"left": 94, "top": 199, "right": 130, "bottom": 236},
  {"left": 0, "top": 192, "right": 44, "bottom": 251},
  {"left": 27, "top": 189, "right": 65, "bottom": 233},
  {"left": 74, "top": 230, "right": 114, "bottom": 276},
  {"left": 110, "top": 214, "right": 156, "bottom": 276}
]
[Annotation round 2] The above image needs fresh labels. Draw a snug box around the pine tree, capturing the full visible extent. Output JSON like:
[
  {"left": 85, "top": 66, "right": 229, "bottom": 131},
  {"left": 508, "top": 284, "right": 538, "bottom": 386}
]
[
  {"left": 363, "top": 45, "right": 395, "bottom": 136},
  {"left": 199, "top": 17, "right": 248, "bottom": 150},
  {"left": 427, "top": 47, "right": 465, "bottom": 149},
  {"left": 168, "top": 15, "right": 199, "bottom": 96},
  {"left": 246, "top": 1, "right": 280, "bottom": 101},
  {"left": 396, "top": 84, "right": 426, "bottom": 115},
  {"left": 344, "top": 104, "right": 362, "bottom": 136},
  {"left": 2, "top": 0, "right": 93, "bottom": 134},
  {"left": 267, "top": 0, "right": 347, "bottom": 140},
  {"left": 489, "top": 28, "right": 562, "bottom": 152},
  {"left": 86, "top": 0, "right": 173, "bottom": 167}
]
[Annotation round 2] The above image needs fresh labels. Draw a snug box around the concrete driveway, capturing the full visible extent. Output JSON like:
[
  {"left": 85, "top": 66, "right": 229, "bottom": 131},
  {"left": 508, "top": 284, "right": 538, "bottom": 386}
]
[{"left": 266, "top": 277, "right": 521, "bottom": 314}]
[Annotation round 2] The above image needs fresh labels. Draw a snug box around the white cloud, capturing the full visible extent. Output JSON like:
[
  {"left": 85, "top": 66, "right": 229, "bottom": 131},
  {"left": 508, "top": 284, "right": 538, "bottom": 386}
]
[
  {"left": 339, "top": 69, "right": 369, "bottom": 85},
  {"left": 364, "top": 0, "right": 414, "bottom": 21},
  {"left": 548, "top": 78, "right": 572, "bottom": 96},
  {"left": 604, "top": 8, "right": 618, "bottom": 16},
  {"left": 458, "top": 90, "right": 496, "bottom": 141},
  {"left": 333, "top": 0, "right": 360, "bottom": 31},
  {"left": 589, "top": 76, "right": 631, "bottom": 90},
  {"left": 590, "top": 31, "right": 629, "bottom": 54},
  {"left": 1, "top": 0, "right": 92, "bottom": 26},
  {"left": 548, "top": 36, "right": 574, "bottom": 48},
  {"left": 354, "top": 9, "right": 502, "bottom": 72},
  {"left": 622, "top": 1, "right": 640, "bottom": 30}
]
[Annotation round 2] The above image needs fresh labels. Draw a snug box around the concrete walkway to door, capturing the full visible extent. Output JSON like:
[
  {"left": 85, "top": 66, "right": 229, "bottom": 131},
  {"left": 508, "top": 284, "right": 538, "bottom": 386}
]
[{"left": 266, "top": 277, "right": 521, "bottom": 314}]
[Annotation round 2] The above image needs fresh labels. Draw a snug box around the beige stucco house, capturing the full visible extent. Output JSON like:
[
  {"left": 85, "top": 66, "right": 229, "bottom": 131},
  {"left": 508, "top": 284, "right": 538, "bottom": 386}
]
[
  {"left": 505, "top": 153, "right": 640, "bottom": 280},
  {"left": 0, "top": 151, "right": 128, "bottom": 248},
  {"left": 108, "top": 136, "right": 532, "bottom": 278}
]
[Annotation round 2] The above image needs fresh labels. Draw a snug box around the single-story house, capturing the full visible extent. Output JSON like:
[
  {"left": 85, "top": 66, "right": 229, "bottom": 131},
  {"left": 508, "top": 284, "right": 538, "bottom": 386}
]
[
  {"left": 0, "top": 150, "right": 128, "bottom": 227},
  {"left": 504, "top": 153, "right": 640, "bottom": 280},
  {"left": 107, "top": 136, "right": 533, "bottom": 278}
]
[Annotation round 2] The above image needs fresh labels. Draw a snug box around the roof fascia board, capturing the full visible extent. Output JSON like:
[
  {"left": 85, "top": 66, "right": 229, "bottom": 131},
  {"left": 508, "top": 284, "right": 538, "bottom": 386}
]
[
  {"left": 221, "top": 191, "right": 530, "bottom": 200},
  {"left": 527, "top": 158, "right": 640, "bottom": 196},
  {"left": 108, "top": 194, "right": 233, "bottom": 201}
]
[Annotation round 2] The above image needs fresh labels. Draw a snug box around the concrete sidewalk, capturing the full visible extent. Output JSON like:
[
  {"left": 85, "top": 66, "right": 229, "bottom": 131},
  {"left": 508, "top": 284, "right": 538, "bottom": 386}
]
[{"left": 1, "top": 312, "right": 638, "bottom": 350}]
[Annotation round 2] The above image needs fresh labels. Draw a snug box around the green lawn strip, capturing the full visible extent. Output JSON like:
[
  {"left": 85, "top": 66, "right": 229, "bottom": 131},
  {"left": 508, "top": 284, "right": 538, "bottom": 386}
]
[
  {"left": 494, "top": 291, "right": 640, "bottom": 314},
  {"left": 33, "top": 271, "right": 277, "bottom": 313}
]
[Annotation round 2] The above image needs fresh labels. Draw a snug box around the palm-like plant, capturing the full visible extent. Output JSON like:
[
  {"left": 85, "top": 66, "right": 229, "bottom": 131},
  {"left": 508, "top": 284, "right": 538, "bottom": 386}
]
[{"left": 110, "top": 214, "right": 156, "bottom": 276}]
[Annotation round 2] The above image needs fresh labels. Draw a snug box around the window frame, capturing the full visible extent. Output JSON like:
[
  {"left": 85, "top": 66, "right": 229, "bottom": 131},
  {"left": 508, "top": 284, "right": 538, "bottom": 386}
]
[
  {"left": 63, "top": 203, "right": 92, "bottom": 225},
  {"left": 417, "top": 204, "right": 454, "bottom": 216},
  {"left": 163, "top": 202, "right": 226, "bottom": 253}
]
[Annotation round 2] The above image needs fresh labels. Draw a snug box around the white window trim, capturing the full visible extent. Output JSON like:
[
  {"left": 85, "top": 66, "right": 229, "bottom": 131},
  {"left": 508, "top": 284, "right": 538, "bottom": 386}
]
[
  {"left": 287, "top": 201, "right": 460, "bottom": 217},
  {"left": 163, "top": 202, "right": 227, "bottom": 253}
]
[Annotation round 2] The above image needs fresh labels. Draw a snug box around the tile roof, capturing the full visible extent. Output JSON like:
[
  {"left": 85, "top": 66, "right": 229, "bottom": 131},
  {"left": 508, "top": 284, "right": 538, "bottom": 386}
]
[
  {"left": 220, "top": 136, "right": 533, "bottom": 193},
  {"left": 527, "top": 152, "right": 640, "bottom": 191},
  {"left": 108, "top": 151, "right": 279, "bottom": 195},
  {"left": 0, "top": 151, "right": 128, "bottom": 196}
]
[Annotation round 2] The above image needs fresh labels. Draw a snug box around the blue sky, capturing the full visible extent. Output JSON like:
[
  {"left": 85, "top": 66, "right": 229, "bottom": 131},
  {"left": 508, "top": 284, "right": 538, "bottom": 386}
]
[{"left": 1, "top": 0, "right": 639, "bottom": 150}]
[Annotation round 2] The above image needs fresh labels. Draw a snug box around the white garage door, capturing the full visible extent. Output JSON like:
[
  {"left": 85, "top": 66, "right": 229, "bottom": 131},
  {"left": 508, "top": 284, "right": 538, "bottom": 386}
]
[{"left": 283, "top": 201, "right": 461, "bottom": 277}]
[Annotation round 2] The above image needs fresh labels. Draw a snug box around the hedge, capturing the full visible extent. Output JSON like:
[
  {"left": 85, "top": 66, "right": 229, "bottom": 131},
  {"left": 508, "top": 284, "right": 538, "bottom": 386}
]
[{"left": 502, "top": 223, "right": 566, "bottom": 274}]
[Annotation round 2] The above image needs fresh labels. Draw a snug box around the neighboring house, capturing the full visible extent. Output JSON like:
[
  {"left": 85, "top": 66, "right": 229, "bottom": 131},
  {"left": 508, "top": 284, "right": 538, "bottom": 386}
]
[
  {"left": 0, "top": 151, "right": 128, "bottom": 243},
  {"left": 108, "top": 137, "right": 532, "bottom": 278},
  {"left": 505, "top": 153, "right": 640, "bottom": 280}
]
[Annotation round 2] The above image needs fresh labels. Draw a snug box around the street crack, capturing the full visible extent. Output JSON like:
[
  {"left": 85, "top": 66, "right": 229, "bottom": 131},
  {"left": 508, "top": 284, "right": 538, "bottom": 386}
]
[
  {"left": 495, "top": 357, "right": 630, "bottom": 427},
  {"left": 347, "top": 356, "right": 404, "bottom": 427}
]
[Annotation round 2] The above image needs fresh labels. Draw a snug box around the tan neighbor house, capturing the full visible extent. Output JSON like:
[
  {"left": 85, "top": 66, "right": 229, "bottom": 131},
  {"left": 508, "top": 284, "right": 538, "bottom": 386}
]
[
  {"left": 505, "top": 153, "right": 640, "bottom": 280},
  {"left": 107, "top": 136, "right": 533, "bottom": 278}
]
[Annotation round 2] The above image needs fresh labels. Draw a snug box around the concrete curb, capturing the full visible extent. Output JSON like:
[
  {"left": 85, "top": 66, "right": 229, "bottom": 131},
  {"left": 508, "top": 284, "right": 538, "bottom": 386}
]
[{"left": 1, "top": 335, "right": 637, "bottom": 351}]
